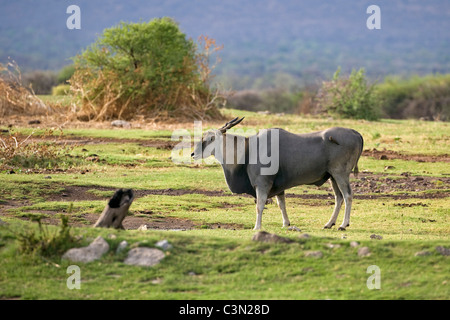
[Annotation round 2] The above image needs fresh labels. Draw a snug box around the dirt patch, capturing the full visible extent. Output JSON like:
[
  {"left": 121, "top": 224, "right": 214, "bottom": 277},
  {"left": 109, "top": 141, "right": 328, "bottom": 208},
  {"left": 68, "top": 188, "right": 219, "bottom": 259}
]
[
  {"left": 1, "top": 132, "right": 179, "bottom": 150},
  {"left": 46, "top": 185, "right": 232, "bottom": 203},
  {"left": 0, "top": 185, "right": 243, "bottom": 231},
  {"left": 363, "top": 148, "right": 450, "bottom": 163},
  {"left": 351, "top": 172, "right": 449, "bottom": 196}
]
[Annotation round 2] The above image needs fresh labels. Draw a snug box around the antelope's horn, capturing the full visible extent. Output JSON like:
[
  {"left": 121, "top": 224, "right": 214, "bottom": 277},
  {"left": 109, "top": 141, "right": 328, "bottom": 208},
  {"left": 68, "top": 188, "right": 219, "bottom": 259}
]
[{"left": 219, "top": 117, "right": 245, "bottom": 133}]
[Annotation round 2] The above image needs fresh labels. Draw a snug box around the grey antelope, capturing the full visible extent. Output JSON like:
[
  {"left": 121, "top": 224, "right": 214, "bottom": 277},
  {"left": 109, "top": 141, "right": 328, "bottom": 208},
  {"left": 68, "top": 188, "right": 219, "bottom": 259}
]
[{"left": 192, "top": 117, "right": 364, "bottom": 230}]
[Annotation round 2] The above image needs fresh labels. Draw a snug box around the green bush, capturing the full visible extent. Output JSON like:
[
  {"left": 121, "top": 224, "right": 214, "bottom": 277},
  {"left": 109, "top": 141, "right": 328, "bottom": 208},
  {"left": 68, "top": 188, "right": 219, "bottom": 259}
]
[
  {"left": 375, "top": 74, "right": 450, "bottom": 120},
  {"left": 51, "top": 84, "right": 70, "bottom": 96},
  {"left": 317, "top": 67, "right": 380, "bottom": 120},
  {"left": 15, "top": 214, "right": 77, "bottom": 257},
  {"left": 57, "top": 65, "right": 75, "bottom": 84},
  {"left": 71, "top": 18, "right": 223, "bottom": 121}
]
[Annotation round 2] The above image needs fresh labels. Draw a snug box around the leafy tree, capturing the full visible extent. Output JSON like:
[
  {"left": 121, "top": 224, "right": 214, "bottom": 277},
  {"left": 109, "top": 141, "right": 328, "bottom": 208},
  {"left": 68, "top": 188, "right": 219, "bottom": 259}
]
[
  {"left": 317, "top": 67, "right": 380, "bottom": 121},
  {"left": 71, "top": 18, "right": 223, "bottom": 120}
]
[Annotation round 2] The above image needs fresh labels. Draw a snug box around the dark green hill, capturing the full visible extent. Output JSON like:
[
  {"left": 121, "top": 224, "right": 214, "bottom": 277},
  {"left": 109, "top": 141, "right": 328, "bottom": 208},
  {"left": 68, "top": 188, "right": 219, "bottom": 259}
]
[{"left": 1, "top": 0, "right": 449, "bottom": 89}]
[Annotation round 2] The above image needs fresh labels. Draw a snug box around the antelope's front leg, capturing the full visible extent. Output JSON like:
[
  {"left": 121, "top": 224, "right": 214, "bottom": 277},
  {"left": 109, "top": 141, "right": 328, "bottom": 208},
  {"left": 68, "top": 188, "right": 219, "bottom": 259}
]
[
  {"left": 275, "top": 192, "right": 290, "bottom": 227},
  {"left": 254, "top": 188, "right": 268, "bottom": 230}
]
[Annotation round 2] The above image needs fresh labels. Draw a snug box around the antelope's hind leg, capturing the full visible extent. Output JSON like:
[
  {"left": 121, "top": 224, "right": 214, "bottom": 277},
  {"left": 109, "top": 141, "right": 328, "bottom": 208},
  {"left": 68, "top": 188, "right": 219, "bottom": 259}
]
[{"left": 276, "top": 192, "right": 290, "bottom": 227}]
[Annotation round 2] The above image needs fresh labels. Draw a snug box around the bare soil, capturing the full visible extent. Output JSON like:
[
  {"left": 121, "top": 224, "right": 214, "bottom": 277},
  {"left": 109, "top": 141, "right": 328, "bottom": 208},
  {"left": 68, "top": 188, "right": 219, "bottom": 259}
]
[{"left": 363, "top": 148, "right": 450, "bottom": 163}]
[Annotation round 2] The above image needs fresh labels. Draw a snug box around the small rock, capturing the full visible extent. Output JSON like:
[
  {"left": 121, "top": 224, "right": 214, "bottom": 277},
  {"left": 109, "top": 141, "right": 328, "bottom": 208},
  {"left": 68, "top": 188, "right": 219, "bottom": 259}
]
[
  {"left": 43, "top": 176, "right": 52, "bottom": 179},
  {"left": 415, "top": 250, "right": 431, "bottom": 257},
  {"left": 287, "top": 226, "right": 301, "bottom": 232},
  {"left": 436, "top": 246, "right": 450, "bottom": 256},
  {"left": 305, "top": 251, "right": 323, "bottom": 258},
  {"left": 155, "top": 239, "right": 173, "bottom": 251},
  {"left": 111, "top": 120, "right": 131, "bottom": 128},
  {"left": 370, "top": 234, "right": 383, "bottom": 240},
  {"left": 252, "top": 231, "right": 293, "bottom": 244},
  {"left": 298, "top": 233, "right": 311, "bottom": 239},
  {"left": 358, "top": 247, "right": 371, "bottom": 257},
  {"left": 116, "top": 240, "right": 128, "bottom": 254},
  {"left": 151, "top": 278, "right": 163, "bottom": 284},
  {"left": 62, "top": 236, "right": 109, "bottom": 263},
  {"left": 326, "top": 243, "right": 341, "bottom": 249},
  {"left": 350, "top": 241, "right": 360, "bottom": 248},
  {"left": 137, "top": 224, "right": 148, "bottom": 231},
  {"left": 124, "top": 247, "right": 165, "bottom": 267}
]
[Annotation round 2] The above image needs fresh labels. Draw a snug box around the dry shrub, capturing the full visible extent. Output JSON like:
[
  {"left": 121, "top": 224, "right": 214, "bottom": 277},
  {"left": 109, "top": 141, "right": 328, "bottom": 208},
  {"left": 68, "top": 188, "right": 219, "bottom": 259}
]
[
  {"left": 0, "top": 129, "right": 75, "bottom": 170},
  {"left": 70, "top": 19, "right": 225, "bottom": 122},
  {"left": 0, "top": 61, "right": 53, "bottom": 117}
]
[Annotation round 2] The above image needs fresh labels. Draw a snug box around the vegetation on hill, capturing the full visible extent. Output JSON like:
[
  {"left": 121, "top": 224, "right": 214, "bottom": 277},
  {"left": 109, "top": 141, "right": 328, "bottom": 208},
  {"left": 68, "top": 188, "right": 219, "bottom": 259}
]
[{"left": 227, "top": 70, "right": 450, "bottom": 121}]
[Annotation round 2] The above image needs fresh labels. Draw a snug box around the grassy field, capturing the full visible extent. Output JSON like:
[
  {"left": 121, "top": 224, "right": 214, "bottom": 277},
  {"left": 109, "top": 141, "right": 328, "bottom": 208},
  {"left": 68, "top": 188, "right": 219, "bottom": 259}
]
[{"left": 0, "top": 109, "right": 449, "bottom": 300}]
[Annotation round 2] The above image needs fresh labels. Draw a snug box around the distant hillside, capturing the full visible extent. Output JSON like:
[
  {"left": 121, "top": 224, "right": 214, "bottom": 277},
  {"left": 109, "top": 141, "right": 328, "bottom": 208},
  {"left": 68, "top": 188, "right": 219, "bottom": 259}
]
[{"left": 1, "top": 0, "right": 449, "bottom": 89}]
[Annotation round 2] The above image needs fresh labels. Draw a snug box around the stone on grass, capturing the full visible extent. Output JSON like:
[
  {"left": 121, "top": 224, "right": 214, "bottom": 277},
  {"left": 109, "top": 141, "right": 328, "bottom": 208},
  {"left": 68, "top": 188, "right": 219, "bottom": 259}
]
[
  {"left": 124, "top": 247, "right": 165, "bottom": 267},
  {"left": 116, "top": 240, "right": 129, "bottom": 254},
  {"left": 436, "top": 246, "right": 450, "bottom": 256},
  {"left": 111, "top": 120, "right": 131, "bottom": 128},
  {"left": 305, "top": 251, "right": 323, "bottom": 258},
  {"left": 350, "top": 241, "right": 360, "bottom": 248},
  {"left": 370, "top": 234, "right": 383, "bottom": 240},
  {"left": 358, "top": 247, "right": 371, "bottom": 257},
  {"left": 155, "top": 239, "right": 173, "bottom": 251},
  {"left": 252, "top": 231, "right": 293, "bottom": 244},
  {"left": 326, "top": 243, "right": 341, "bottom": 249},
  {"left": 415, "top": 250, "right": 431, "bottom": 257},
  {"left": 62, "top": 236, "right": 109, "bottom": 263}
]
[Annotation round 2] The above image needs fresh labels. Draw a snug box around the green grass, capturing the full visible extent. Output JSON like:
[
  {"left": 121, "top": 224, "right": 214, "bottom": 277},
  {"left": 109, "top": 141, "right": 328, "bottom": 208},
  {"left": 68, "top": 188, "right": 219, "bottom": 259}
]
[{"left": 0, "top": 110, "right": 449, "bottom": 300}]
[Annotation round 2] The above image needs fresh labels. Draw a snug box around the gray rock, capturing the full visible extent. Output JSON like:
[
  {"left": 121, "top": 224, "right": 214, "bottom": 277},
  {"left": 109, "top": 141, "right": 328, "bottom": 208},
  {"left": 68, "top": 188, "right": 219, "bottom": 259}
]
[
  {"left": 370, "top": 234, "right": 383, "bottom": 240},
  {"left": 116, "top": 240, "right": 128, "bottom": 253},
  {"left": 350, "top": 241, "right": 360, "bottom": 248},
  {"left": 358, "top": 247, "right": 371, "bottom": 257},
  {"left": 287, "top": 226, "right": 301, "bottom": 232},
  {"left": 124, "top": 247, "right": 165, "bottom": 267},
  {"left": 415, "top": 250, "right": 431, "bottom": 257},
  {"left": 155, "top": 239, "right": 173, "bottom": 251},
  {"left": 252, "top": 231, "right": 293, "bottom": 244},
  {"left": 111, "top": 120, "right": 131, "bottom": 128},
  {"left": 436, "top": 246, "right": 450, "bottom": 256},
  {"left": 326, "top": 243, "right": 341, "bottom": 249},
  {"left": 298, "top": 233, "right": 311, "bottom": 239},
  {"left": 62, "top": 236, "right": 109, "bottom": 263},
  {"left": 305, "top": 251, "right": 323, "bottom": 258}
]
